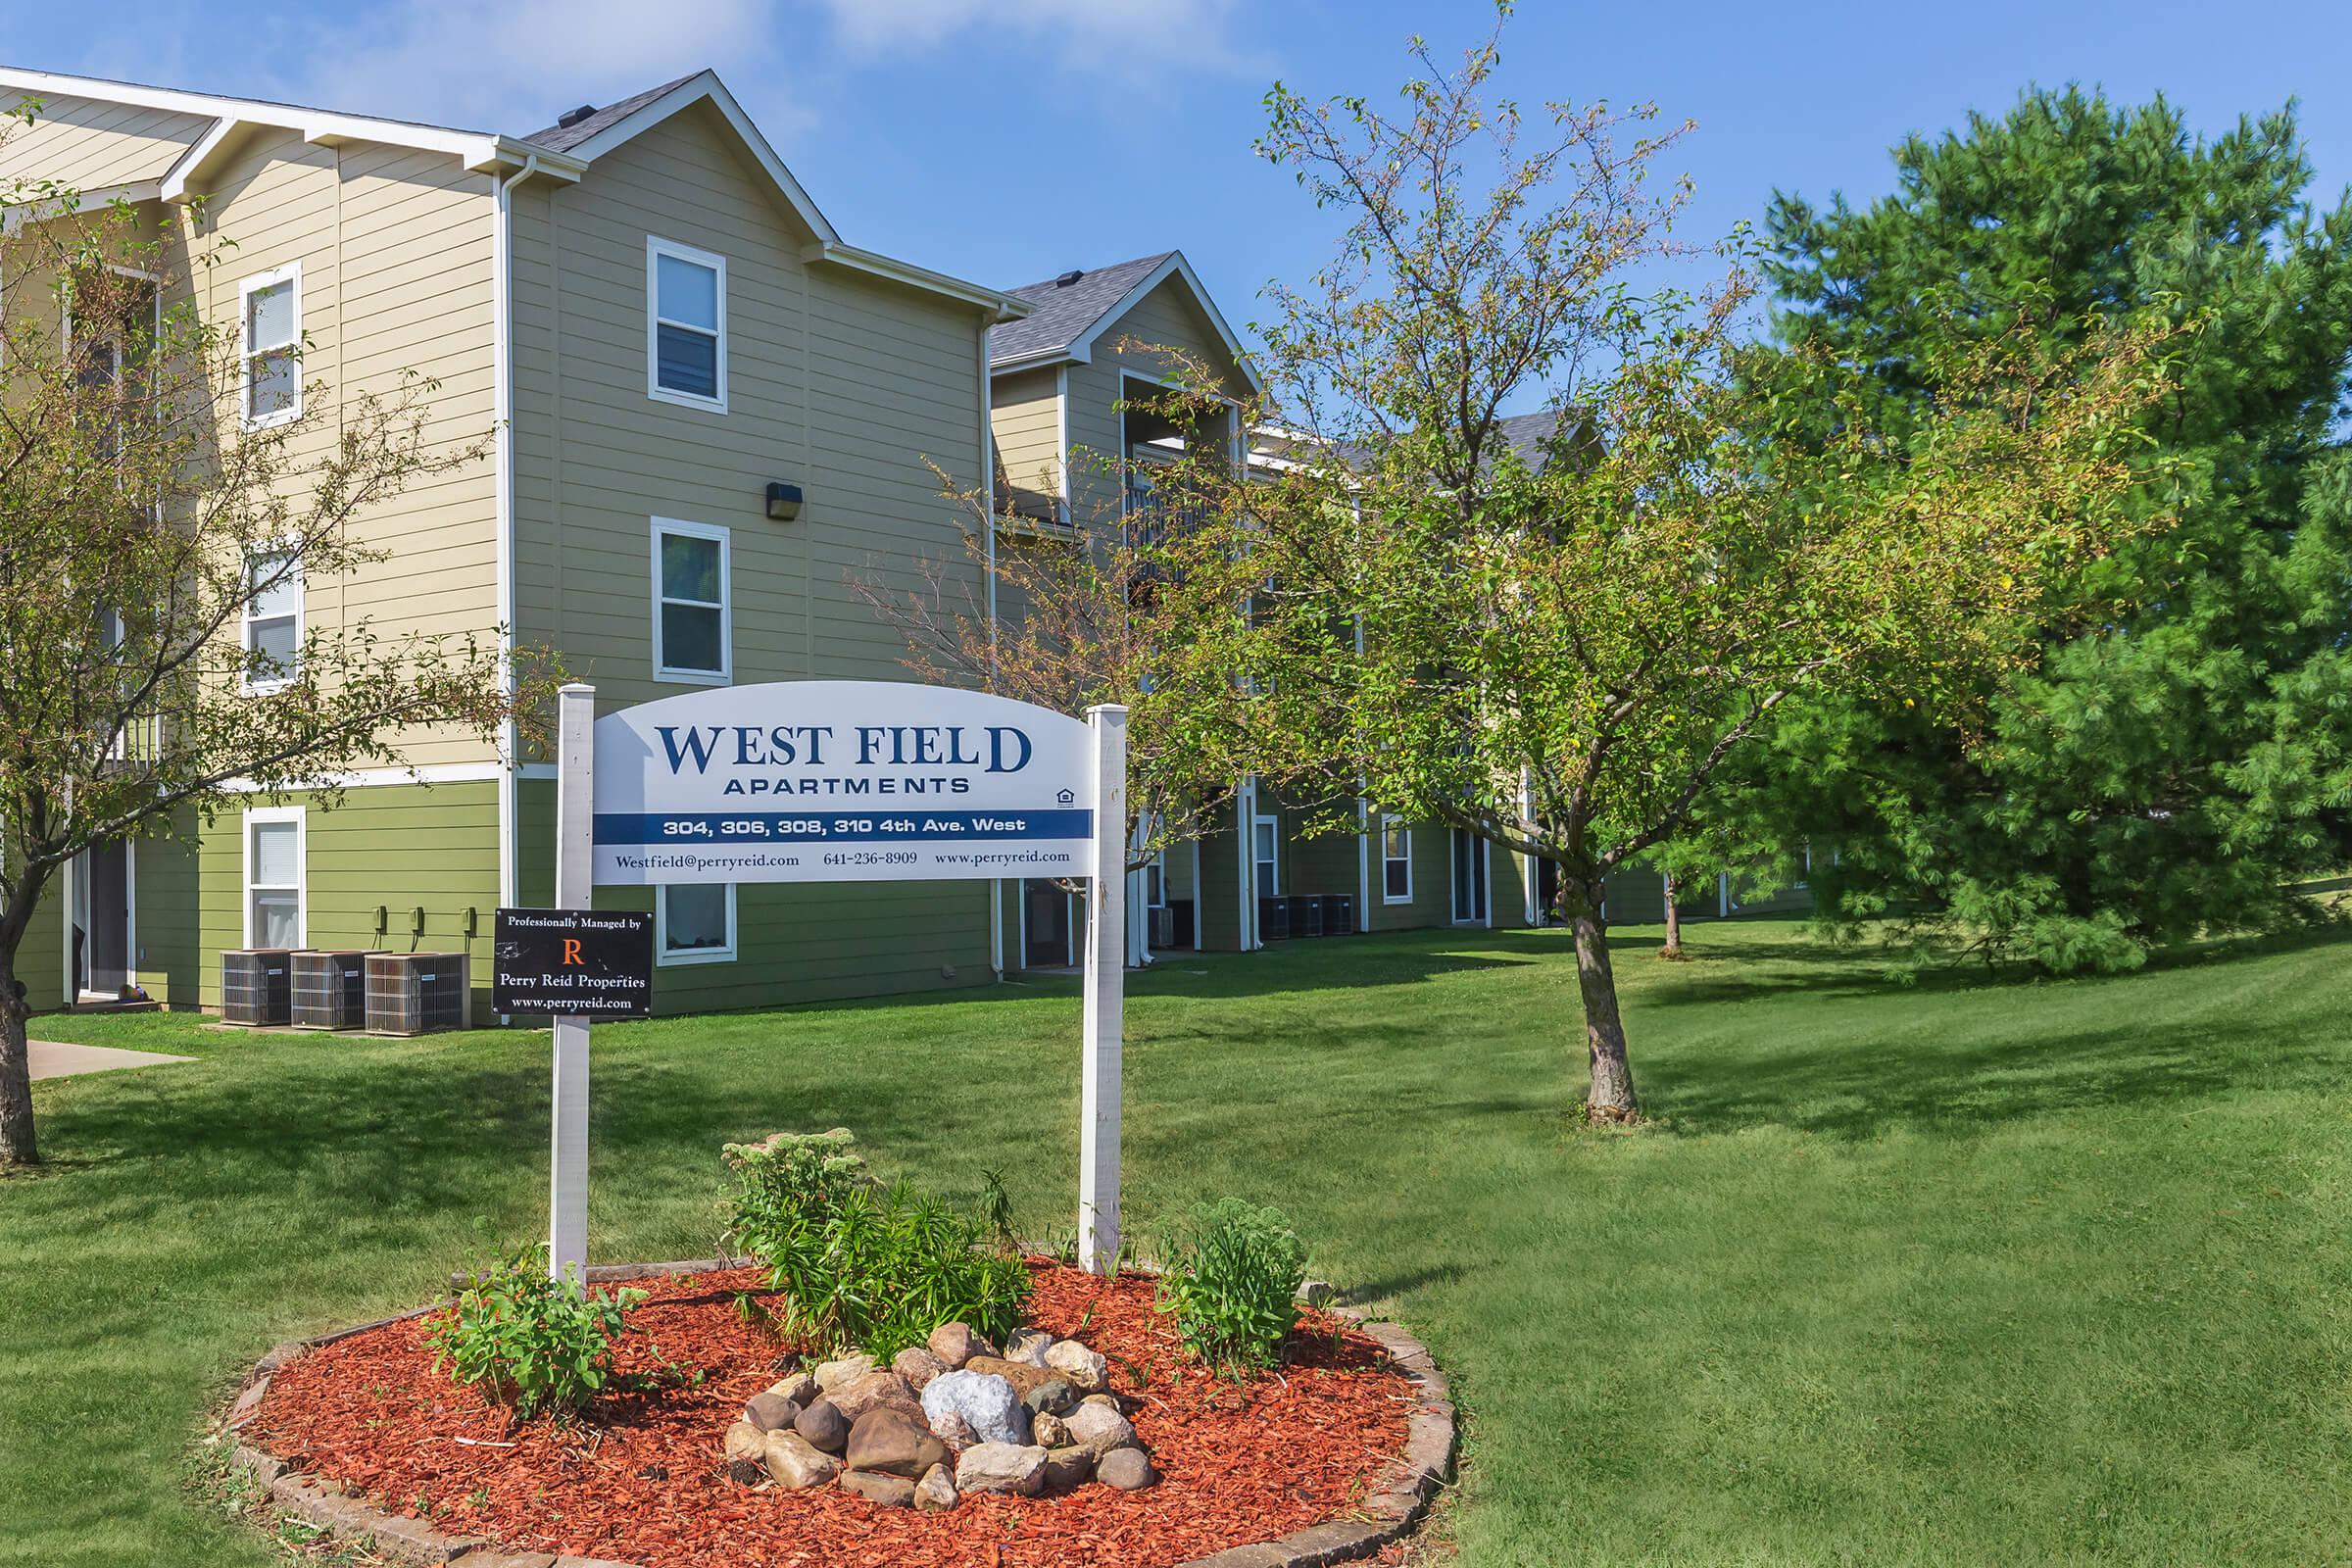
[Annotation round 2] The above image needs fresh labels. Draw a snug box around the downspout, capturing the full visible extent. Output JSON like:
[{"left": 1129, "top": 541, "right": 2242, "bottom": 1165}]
[
  {"left": 491, "top": 153, "right": 538, "bottom": 925},
  {"left": 981, "top": 317, "right": 1002, "bottom": 981}
]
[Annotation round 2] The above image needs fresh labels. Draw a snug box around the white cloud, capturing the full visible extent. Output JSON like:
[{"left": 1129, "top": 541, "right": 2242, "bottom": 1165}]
[
  {"left": 812, "top": 0, "right": 1257, "bottom": 75},
  {"left": 279, "top": 0, "right": 800, "bottom": 135}
]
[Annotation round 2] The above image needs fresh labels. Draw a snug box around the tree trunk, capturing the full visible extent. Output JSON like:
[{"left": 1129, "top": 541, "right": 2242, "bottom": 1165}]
[
  {"left": 0, "top": 952, "right": 34, "bottom": 1168},
  {"left": 1565, "top": 889, "right": 1639, "bottom": 1123},
  {"left": 1661, "top": 872, "right": 1684, "bottom": 959}
]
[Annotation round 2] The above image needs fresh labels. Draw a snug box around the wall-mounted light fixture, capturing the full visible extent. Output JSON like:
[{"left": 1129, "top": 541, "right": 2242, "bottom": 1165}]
[{"left": 764, "top": 481, "right": 804, "bottom": 522}]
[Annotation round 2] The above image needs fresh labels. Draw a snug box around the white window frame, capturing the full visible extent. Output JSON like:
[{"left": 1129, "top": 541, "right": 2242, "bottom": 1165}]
[
  {"left": 240, "top": 542, "right": 301, "bottom": 695},
  {"left": 657, "top": 882, "right": 737, "bottom": 966},
  {"left": 1144, "top": 852, "right": 1166, "bottom": 909},
  {"left": 1251, "top": 814, "right": 1282, "bottom": 900},
  {"left": 238, "top": 262, "right": 302, "bottom": 430},
  {"left": 241, "top": 806, "right": 306, "bottom": 950},
  {"left": 646, "top": 235, "right": 727, "bottom": 413},
  {"left": 650, "top": 517, "right": 731, "bottom": 685},
  {"left": 1450, "top": 827, "right": 1491, "bottom": 925},
  {"left": 1381, "top": 813, "right": 1413, "bottom": 905}
]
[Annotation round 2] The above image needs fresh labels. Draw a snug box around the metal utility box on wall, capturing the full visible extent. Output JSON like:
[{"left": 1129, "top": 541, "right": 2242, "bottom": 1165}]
[
  {"left": 1257, "top": 896, "right": 1293, "bottom": 942},
  {"left": 291, "top": 951, "right": 373, "bottom": 1030},
  {"left": 364, "top": 953, "right": 470, "bottom": 1036},
  {"left": 1320, "top": 894, "right": 1356, "bottom": 937},
  {"left": 220, "top": 950, "right": 293, "bottom": 1025}
]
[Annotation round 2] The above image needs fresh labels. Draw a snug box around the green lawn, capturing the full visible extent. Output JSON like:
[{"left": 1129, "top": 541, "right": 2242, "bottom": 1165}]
[{"left": 5, "top": 918, "right": 2350, "bottom": 1567}]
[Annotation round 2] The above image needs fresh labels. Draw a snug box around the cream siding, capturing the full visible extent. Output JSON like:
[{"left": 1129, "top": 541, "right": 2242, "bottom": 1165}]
[
  {"left": 0, "top": 91, "right": 211, "bottom": 190},
  {"left": 989, "top": 366, "right": 1062, "bottom": 518},
  {"left": 187, "top": 126, "right": 501, "bottom": 769},
  {"left": 1060, "top": 274, "right": 1247, "bottom": 523}
]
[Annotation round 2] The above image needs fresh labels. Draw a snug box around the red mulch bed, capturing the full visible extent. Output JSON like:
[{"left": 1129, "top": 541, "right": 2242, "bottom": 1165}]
[{"left": 252, "top": 1260, "right": 1419, "bottom": 1567}]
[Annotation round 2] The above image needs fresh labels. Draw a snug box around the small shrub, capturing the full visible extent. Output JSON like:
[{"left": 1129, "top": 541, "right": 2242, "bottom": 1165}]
[
  {"left": 722, "top": 1128, "right": 867, "bottom": 1225},
  {"left": 724, "top": 1133, "right": 1028, "bottom": 1360},
  {"left": 1156, "top": 1199, "right": 1309, "bottom": 1373},
  {"left": 427, "top": 1242, "right": 644, "bottom": 1421}
]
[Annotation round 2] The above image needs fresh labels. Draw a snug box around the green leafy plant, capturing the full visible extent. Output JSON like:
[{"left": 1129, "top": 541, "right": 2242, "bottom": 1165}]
[
  {"left": 979, "top": 1167, "right": 1019, "bottom": 1256},
  {"left": 725, "top": 1134, "right": 1028, "bottom": 1360},
  {"left": 722, "top": 1128, "right": 868, "bottom": 1224},
  {"left": 426, "top": 1241, "right": 645, "bottom": 1421},
  {"left": 1156, "top": 1199, "right": 1309, "bottom": 1373}
]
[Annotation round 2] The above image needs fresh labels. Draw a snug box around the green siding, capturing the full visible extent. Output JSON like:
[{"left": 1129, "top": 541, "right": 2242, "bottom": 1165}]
[
  {"left": 518, "top": 777, "right": 996, "bottom": 1013},
  {"left": 197, "top": 781, "right": 501, "bottom": 1014},
  {"left": 133, "top": 815, "right": 201, "bottom": 1007}
]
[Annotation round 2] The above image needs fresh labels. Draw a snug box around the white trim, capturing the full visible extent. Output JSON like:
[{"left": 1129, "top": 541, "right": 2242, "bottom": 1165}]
[
  {"left": 238, "top": 541, "right": 301, "bottom": 695},
  {"left": 241, "top": 806, "right": 306, "bottom": 950},
  {"left": 1, "top": 181, "right": 162, "bottom": 235},
  {"left": 646, "top": 234, "right": 728, "bottom": 413},
  {"left": 0, "top": 69, "right": 577, "bottom": 200},
  {"left": 1054, "top": 365, "right": 1071, "bottom": 528},
  {"left": 492, "top": 158, "right": 536, "bottom": 918},
  {"left": 1191, "top": 837, "right": 1203, "bottom": 952},
  {"left": 650, "top": 516, "right": 731, "bottom": 685},
  {"left": 1381, "top": 814, "right": 1414, "bottom": 905},
  {"left": 1449, "top": 827, "right": 1491, "bottom": 926},
  {"left": 805, "top": 240, "right": 1028, "bottom": 318},
  {"left": 219, "top": 761, "right": 506, "bottom": 793},
  {"left": 560, "top": 72, "right": 840, "bottom": 245},
  {"left": 989, "top": 252, "right": 1264, "bottom": 394},
  {"left": 1250, "top": 812, "right": 1282, "bottom": 900},
  {"left": 656, "top": 881, "right": 737, "bottom": 965},
  {"left": 237, "top": 261, "right": 302, "bottom": 430},
  {"left": 1237, "top": 784, "right": 1255, "bottom": 949}
]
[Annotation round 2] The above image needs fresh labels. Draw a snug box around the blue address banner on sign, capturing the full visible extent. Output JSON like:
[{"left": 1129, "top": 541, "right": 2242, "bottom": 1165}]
[
  {"left": 588, "top": 682, "right": 1100, "bottom": 888},
  {"left": 594, "top": 808, "right": 1094, "bottom": 846}
]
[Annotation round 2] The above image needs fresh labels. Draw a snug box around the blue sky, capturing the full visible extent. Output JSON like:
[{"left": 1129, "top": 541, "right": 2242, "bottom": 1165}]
[{"left": 12, "top": 0, "right": 2349, "bottom": 364}]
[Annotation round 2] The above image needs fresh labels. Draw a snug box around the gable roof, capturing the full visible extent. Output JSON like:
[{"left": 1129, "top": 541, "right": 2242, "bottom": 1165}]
[
  {"left": 0, "top": 66, "right": 1026, "bottom": 322},
  {"left": 517, "top": 75, "right": 698, "bottom": 154},
  {"left": 990, "top": 249, "right": 1259, "bottom": 392}
]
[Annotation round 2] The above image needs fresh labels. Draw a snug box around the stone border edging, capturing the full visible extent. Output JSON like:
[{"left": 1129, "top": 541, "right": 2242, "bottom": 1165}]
[{"left": 221, "top": 1259, "right": 1455, "bottom": 1568}]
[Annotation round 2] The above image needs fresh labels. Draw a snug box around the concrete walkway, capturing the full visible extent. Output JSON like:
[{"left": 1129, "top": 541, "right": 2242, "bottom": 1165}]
[{"left": 27, "top": 1040, "right": 195, "bottom": 1081}]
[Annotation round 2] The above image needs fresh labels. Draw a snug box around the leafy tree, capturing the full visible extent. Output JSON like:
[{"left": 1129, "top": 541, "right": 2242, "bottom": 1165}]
[
  {"left": 1138, "top": 23, "right": 2173, "bottom": 1120},
  {"left": 0, "top": 111, "right": 550, "bottom": 1168},
  {"left": 1743, "top": 88, "right": 2352, "bottom": 971}
]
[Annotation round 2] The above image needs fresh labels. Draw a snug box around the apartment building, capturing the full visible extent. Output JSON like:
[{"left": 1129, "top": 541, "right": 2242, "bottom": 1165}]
[{"left": 0, "top": 67, "right": 1026, "bottom": 1016}]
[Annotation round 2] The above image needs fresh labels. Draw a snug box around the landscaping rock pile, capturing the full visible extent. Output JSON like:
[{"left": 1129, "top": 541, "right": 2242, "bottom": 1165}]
[{"left": 721, "top": 1319, "right": 1154, "bottom": 1510}]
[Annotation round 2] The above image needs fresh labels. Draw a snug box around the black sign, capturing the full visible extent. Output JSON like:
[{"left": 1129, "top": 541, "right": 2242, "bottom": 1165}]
[{"left": 492, "top": 908, "right": 655, "bottom": 1018}]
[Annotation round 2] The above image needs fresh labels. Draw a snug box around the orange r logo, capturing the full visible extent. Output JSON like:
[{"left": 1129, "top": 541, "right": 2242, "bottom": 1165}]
[{"left": 563, "top": 938, "right": 582, "bottom": 965}]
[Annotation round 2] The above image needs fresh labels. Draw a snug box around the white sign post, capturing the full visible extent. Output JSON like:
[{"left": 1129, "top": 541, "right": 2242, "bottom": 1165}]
[{"left": 543, "top": 679, "right": 1126, "bottom": 1282}]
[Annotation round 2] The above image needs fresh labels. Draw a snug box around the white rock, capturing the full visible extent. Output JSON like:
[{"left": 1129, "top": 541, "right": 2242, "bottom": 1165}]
[
  {"left": 921, "top": 1368, "right": 1031, "bottom": 1447},
  {"left": 955, "top": 1442, "right": 1047, "bottom": 1496},
  {"left": 1043, "top": 1339, "right": 1109, "bottom": 1393},
  {"left": 1062, "top": 1399, "right": 1137, "bottom": 1457}
]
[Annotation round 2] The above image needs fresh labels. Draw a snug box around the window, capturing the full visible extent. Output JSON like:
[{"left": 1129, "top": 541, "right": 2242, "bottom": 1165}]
[
  {"left": 242, "top": 547, "right": 301, "bottom": 691},
  {"left": 243, "top": 808, "right": 304, "bottom": 948},
  {"left": 1450, "top": 828, "right": 1490, "bottom": 924},
  {"left": 1144, "top": 853, "right": 1166, "bottom": 909},
  {"left": 659, "top": 883, "right": 736, "bottom": 964},
  {"left": 1251, "top": 815, "right": 1281, "bottom": 899},
  {"left": 1382, "top": 815, "right": 1413, "bottom": 904},
  {"left": 647, "top": 236, "right": 725, "bottom": 410},
  {"left": 651, "top": 518, "right": 729, "bottom": 683},
  {"left": 239, "top": 264, "right": 300, "bottom": 427}
]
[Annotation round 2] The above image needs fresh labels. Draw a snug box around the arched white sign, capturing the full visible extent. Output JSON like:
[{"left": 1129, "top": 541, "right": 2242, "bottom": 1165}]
[
  {"left": 538, "top": 681, "right": 1127, "bottom": 1288},
  {"left": 588, "top": 680, "right": 1095, "bottom": 886}
]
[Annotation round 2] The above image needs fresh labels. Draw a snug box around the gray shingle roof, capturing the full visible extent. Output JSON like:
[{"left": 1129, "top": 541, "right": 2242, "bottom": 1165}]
[
  {"left": 1495, "top": 410, "right": 1571, "bottom": 469},
  {"left": 989, "top": 253, "right": 1173, "bottom": 368},
  {"left": 517, "top": 74, "right": 701, "bottom": 153}
]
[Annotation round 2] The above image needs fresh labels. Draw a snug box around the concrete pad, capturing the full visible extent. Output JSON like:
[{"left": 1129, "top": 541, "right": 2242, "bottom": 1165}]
[{"left": 26, "top": 1040, "right": 195, "bottom": 1081}]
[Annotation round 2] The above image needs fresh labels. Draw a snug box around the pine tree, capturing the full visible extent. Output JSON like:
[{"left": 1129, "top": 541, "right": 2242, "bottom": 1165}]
[{"left": 1745, "top": 87, "right": 2352, "bottom": 971}]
